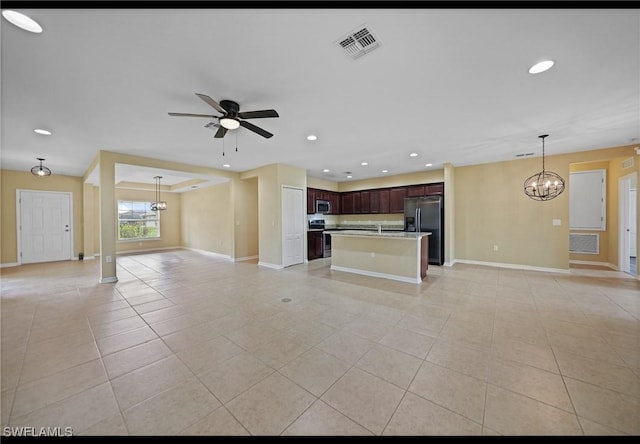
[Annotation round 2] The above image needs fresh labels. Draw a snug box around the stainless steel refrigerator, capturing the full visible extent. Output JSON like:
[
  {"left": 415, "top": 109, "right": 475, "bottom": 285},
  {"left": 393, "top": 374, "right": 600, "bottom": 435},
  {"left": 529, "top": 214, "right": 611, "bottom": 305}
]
[{"left": 404, "top": 196, "right": 444, "bottom": 265}]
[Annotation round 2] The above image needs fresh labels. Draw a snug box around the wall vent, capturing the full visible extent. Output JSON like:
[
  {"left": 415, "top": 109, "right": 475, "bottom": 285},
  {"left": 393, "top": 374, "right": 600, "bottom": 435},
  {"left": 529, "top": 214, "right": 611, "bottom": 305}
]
[
  {"left": 622, "top": 157, "right": 634, "bottom": 169},
  {"left": 337, "top": 25, "right": 381, "bottom": 60},
  {"left": 569, "top": 233, "right": 599, "bottom": 254}
]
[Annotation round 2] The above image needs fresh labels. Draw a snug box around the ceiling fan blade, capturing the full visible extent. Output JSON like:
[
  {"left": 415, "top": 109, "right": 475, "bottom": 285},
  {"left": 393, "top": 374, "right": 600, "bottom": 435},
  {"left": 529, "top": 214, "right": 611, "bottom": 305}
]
[
  {"left": 240, "top": 120, "right": 273, "bottom": 139},
  {"left": 169, "top": 112, "right": 218, "bottom": 118},
  {"left": 214, "top": 126, "right": 228, "bottom": 138},
  {"left": 237, "top": 109, "right": 279, "bottom": 119},
  {"left": 195, "top": 93, "right": 227, "bottom": 114}
]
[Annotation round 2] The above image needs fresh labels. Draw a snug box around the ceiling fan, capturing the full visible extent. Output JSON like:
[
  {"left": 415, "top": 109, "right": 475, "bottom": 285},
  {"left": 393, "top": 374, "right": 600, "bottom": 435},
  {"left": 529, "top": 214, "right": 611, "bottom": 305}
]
[{"left": 168, "top": 93, "right": 279, "bottom": 139}]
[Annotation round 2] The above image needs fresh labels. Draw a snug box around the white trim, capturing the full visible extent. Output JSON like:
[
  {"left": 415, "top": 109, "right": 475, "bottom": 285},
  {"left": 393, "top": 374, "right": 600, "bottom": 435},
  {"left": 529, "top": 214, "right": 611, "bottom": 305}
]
[
  {"left": 234, "top": 255, "right": 258, "bottom": 262},
  {"left": 444, "top": 260, "right": 456, "bottom": 267},
  {"left": 618, "top": 172, "right": 637, "bottom": 275},
  {"left": 100, "top": 276, "right": 118, "bottom": 284},
  {"left": 117, "top": 246, "right": 182, "bottom": 255},
  {"left": 569, "top": 260, "right": 617, "bottom": 270},
  {"left": 453, "top": 259, "right": 570, "bottom": 274},
  {"left": 0, "top": 262, "right": 20, "bottom": 268},
  {"left": 258, "top": 261, "right": 284, "bottom": 270},
  {"left": 81, "top": 256, "right": 96, "bottom": 261},
  {"left": 330, "top": 264, "right": 422, "bottom": 284},
  {"left": 181, "top": 247, "right": 232, "bottom": 261}
]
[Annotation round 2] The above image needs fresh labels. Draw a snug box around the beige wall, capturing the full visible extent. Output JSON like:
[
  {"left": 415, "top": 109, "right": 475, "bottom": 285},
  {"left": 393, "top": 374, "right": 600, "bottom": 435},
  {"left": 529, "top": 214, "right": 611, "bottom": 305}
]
[
  {"left": 1, "top": 170, "right": 85, "bottom": 264},
  {"left": 454, "top": 145, "right": 638, "bottom": 270},
  {"left": 115, "top": 188, "right": 182, "bottom": 253},
  {"left": 307, "top": 177, "right": 338, "bottom": 191},
  {"left": 181, "top": 181, "right": 232, "bottom": 256},
  {"left": 338, "top": 170, "right": 444, "bottom": 192},
  {"left": 232, "top": 177, "right": 259, "bottom": 260}
]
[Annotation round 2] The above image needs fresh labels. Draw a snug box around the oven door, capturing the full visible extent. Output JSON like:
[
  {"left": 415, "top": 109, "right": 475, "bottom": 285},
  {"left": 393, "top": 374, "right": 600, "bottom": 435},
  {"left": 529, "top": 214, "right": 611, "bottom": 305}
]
[{"left": 323, "top": 232, "right": 332, "bottom": 258}]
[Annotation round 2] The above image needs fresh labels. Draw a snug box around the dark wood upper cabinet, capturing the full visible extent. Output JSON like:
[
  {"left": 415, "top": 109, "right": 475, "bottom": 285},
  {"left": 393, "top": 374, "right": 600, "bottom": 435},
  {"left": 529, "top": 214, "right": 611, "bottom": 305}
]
[
  {"left": 389, "top": 187, "right": 407, "bottom": 213},
  {"left": 329, "top": 191, "right": 340, "bottom": 214},
  {"left": 425, "top": 183, "right": 444, "bottom": 196},
  {"left": 369, "top": 189, "right": 380, "bottom": 213},
  {"left": 341, "top": 192, "right": 354, "bottom": 214},
  {"left": 379, "top": 188, "right": 390, "bottom": 213},
  {"left": 360, "top": 190, "right": 370, "bottom": 214},
  {"left": 307, "top": 188, "right": 316, "bottom": 214},
  {"left": 353, "top": 191, "right": 362, "bottom": 214},
  {"left": 407, "top": 185, "right": 426, "bottom": 197}
]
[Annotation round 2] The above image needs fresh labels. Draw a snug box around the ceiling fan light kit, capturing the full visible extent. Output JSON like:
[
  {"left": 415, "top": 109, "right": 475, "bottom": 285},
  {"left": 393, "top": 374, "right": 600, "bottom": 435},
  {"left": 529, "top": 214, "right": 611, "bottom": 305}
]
[
  {"left": 523, "top": 134, "right": 565, "bottom": 201},
  {"left": 169, "top": 93, "right": 278, "bottom": 139}
]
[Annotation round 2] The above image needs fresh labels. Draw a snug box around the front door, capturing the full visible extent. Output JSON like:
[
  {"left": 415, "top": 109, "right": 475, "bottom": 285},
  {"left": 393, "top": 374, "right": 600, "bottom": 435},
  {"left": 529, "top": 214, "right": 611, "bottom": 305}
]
[{"left": 19, "top": 190, "right": 73, "bottom": 264}]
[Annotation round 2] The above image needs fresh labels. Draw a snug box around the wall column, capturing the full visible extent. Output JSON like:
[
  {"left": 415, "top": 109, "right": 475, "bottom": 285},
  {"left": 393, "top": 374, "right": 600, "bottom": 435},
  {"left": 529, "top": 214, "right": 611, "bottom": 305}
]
[
  {"left": 444, "top": 162, "right": 455, "bottom": 266},
  {"left": 98, "top": 152, "right": 117, "bottom": 283}
]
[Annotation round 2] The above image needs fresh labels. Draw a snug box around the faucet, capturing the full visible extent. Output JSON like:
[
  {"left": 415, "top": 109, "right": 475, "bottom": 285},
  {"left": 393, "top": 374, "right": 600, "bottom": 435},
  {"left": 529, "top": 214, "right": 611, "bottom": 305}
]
[{"left": 377, "top": 223, "right": 382, "bottom": 234}]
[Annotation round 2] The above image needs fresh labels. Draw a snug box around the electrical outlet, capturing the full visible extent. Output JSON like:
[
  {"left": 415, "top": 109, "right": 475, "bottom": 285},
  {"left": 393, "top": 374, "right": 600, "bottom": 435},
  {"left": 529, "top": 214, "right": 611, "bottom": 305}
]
[
  {"left": 370, "top": 252, "right": 376, "bottom": 258},
  {"left": 493, "top": 245, "right": 499, "bottom": 252}
]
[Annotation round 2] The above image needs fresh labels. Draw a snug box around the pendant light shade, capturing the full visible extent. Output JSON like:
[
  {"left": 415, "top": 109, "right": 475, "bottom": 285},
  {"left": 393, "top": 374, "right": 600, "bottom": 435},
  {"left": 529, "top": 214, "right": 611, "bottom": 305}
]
[
  {"left": 523, "top": 134, "right": 565, "bottom": 201},
  {"left": 151, "top": 176, "right": 167, "bottom": 211},
  {"left": 31, "top": 158, "right": 51, "bottom": 177}
]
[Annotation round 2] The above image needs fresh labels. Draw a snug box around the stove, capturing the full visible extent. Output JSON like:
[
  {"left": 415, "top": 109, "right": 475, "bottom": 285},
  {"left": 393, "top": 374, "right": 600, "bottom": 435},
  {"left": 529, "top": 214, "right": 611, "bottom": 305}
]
[{"left": 309, "top": 219, "right": 325, "bottom": 229}]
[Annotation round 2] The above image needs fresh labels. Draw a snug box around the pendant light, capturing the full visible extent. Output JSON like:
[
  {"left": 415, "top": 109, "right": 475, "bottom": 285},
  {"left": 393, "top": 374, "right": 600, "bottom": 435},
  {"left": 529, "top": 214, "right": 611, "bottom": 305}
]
[
  {"left": 30, "top": 158, "right": 51, "bottom": 177},
  {"left": 151, "top": 176, "right": 167, "bottom": 211},
  {"left": 523, "top": 134, "right": 565, "bottom": 201}
]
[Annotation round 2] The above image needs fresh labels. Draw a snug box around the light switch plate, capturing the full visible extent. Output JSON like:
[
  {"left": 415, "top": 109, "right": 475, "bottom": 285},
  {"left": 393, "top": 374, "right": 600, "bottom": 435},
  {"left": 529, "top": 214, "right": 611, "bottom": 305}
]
[{"left": 552, "top": 219, "right": 561, "bottom": 226}]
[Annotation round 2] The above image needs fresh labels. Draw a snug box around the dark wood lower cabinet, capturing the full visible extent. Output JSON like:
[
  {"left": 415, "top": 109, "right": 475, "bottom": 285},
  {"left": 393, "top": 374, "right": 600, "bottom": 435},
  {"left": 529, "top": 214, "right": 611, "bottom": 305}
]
[{"left": 307, "top": 231, "right": 324, "bottom": 260}]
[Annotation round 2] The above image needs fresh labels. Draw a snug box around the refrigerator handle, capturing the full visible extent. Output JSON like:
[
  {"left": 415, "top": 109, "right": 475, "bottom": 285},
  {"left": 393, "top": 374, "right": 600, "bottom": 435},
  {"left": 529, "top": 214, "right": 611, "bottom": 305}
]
[{"left": 417, "top": 207, "right": 421, "bottom": 233}]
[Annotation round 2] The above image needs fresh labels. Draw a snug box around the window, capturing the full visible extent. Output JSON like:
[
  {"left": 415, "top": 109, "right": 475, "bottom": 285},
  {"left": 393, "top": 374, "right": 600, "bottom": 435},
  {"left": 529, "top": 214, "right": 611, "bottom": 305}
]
[
  {"left": 118, "top": 200, "right": 160, "bottom": 240},
  {"left": 570, "top": 169, "right": 606, "bottom": 230}
]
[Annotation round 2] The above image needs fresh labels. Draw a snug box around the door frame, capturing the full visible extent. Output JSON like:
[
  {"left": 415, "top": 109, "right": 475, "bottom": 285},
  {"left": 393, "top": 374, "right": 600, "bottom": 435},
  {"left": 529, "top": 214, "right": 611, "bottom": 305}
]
[
  {"left": 16, "top": 189, "right": 74, "bottom": 265},
  {"left": 281, "top": 185, "right": 305, "bottom": 268},
  {"left": 618, "top": 172, "right": 637, "bottom": 275}
]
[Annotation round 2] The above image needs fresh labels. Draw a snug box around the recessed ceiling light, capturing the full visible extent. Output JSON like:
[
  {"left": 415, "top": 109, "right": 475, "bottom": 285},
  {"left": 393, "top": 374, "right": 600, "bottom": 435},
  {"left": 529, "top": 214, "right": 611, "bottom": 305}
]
[
  {"left": 323, "top": 169, "right": 330, "bottom": 173},
  {"left": 409, "top": 153, "right": 418, "bottom": 157},
  {"left": 425, "top": 163, "right": 433, "bottom": 167},
  {"left": 381, "top": 169, "right": 388, "bottom": 173},
  {"left": 528, "top": 60, "right": 554, "bottom": 74},
  {"left": 33, "top": 128, "right": 52, "bottom": 136},
  {"left": 2, "top": 10, "right": 43, "bottom": 33},
  {"left": 307, "top": 134, "right": 317, "bottom": 141},
  {"left": 346, "top": 175, "right": 352, "bottom": 179},
  {"left": 223, "top": 164, "right": 231, "bottom": 168},
  {"left": 361, "top": 162, "right": 368, "bottom": 166}
]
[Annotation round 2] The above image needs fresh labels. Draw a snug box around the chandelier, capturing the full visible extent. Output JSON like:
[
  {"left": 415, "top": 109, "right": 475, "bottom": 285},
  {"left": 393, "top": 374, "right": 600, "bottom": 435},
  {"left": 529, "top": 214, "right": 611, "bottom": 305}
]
[
  {"left": 30, "top": 158, "right": 51, "bottom": 177},
  {"left": 523, "top": 134, "right": 565, "bottom": 201},
  {"left": 151, "top": 176, "right": 167, "bottom": 211}
]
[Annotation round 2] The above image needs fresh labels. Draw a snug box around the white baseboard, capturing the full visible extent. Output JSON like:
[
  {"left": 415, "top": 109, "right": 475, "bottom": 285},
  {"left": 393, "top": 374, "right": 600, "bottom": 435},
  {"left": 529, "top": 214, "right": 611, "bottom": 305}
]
[
  {"left": 80, "top": 256, "right": 96, "bottom": 261},
  {"left": 234, "top": 255, "right": 258, "bottom": 262},
  {"left": 99, "top": 276, "right": 118, "bottom": 284},
  {"left": 569, "top": 260, "right": 618, "bottom": 270},
  {"left": 258, "top": 262, "right": 284, "bottom": 270},
  {"left": 330, "top": 265, "right": 422, "bottom": 284},
  {"left": 0, "top": 262, "right": 20, "bottom": 268},
  {"left": 453, "top": 259, "right": 570, "bottom": 274}
]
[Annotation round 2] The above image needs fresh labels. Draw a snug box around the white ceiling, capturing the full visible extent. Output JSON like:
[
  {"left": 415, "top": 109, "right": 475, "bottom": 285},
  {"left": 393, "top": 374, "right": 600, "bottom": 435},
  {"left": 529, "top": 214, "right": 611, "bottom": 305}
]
[{"left": 1, "top": 8, "right": 639, "bottom": 186}]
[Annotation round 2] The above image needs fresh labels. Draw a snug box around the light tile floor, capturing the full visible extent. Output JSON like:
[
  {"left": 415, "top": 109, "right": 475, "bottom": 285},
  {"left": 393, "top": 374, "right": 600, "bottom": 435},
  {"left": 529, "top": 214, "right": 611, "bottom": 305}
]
[{"left": 1, "top": 250, "right": 639, "bottom": 435}]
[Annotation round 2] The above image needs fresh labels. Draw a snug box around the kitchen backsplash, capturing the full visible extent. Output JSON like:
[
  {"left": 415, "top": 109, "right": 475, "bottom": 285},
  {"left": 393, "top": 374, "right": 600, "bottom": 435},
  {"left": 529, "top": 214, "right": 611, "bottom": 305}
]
[{"left": 307, "top": 213, "right": 404, "bottom": 230}]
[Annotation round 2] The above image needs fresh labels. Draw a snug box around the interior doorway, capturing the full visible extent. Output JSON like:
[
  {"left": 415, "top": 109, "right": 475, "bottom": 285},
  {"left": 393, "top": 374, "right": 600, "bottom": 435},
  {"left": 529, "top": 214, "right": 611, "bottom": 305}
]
[{"left": 619, "top": 173, "right": 637, "bottom": 276}]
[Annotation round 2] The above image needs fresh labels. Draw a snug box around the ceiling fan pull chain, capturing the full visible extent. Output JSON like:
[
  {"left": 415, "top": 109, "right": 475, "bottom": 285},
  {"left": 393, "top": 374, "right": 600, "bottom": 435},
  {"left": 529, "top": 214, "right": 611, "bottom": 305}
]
[
  {"left": 236, "top": 131, "right": 238, "bottom": 152},
  {"left": 222, "top": 136, "right": 225, "bottom": 156}
]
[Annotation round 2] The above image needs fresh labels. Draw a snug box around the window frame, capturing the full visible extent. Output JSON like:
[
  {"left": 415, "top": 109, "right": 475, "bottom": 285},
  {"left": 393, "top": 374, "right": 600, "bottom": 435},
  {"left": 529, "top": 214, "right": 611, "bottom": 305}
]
[{"left": 117, "top": 200, "right": 161, "bottom": 241}]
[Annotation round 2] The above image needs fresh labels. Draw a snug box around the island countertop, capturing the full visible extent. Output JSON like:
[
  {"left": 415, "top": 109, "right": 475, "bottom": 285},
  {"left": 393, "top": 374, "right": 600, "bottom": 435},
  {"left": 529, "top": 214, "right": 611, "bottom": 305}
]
[{"left": 328, "top": 230, "right": 431, "bottom": 239}]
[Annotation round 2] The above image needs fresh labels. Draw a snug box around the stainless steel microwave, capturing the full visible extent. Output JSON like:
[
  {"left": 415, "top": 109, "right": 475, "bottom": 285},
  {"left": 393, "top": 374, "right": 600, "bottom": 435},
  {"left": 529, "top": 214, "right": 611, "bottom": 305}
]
[{"left": 315, "top": 199, "right": 330, "bottom": 214}]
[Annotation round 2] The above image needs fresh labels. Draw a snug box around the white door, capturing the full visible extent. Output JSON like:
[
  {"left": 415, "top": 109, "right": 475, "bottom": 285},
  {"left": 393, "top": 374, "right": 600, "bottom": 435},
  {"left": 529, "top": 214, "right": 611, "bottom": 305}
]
[
  {"left": 282, "top": 186, "right": 304, "bottom": 267},
  {"left": 19, "top": 190, "right": 72, "bottom": 264},
  {"left": 630, "top": 189, "right": 637, "bottom": 258}
]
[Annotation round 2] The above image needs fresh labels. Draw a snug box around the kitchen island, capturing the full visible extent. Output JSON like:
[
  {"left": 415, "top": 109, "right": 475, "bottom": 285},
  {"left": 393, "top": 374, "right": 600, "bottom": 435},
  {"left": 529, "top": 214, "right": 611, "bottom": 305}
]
[{"left": 328, "top": 231, "right": 431, "bottom": 284}]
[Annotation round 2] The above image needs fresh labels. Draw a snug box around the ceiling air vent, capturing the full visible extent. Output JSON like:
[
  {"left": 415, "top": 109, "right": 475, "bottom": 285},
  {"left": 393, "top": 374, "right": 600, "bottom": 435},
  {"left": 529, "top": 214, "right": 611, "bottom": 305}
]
[{"left": 337, "top": 25, "right": 380, "bottom": 60}]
